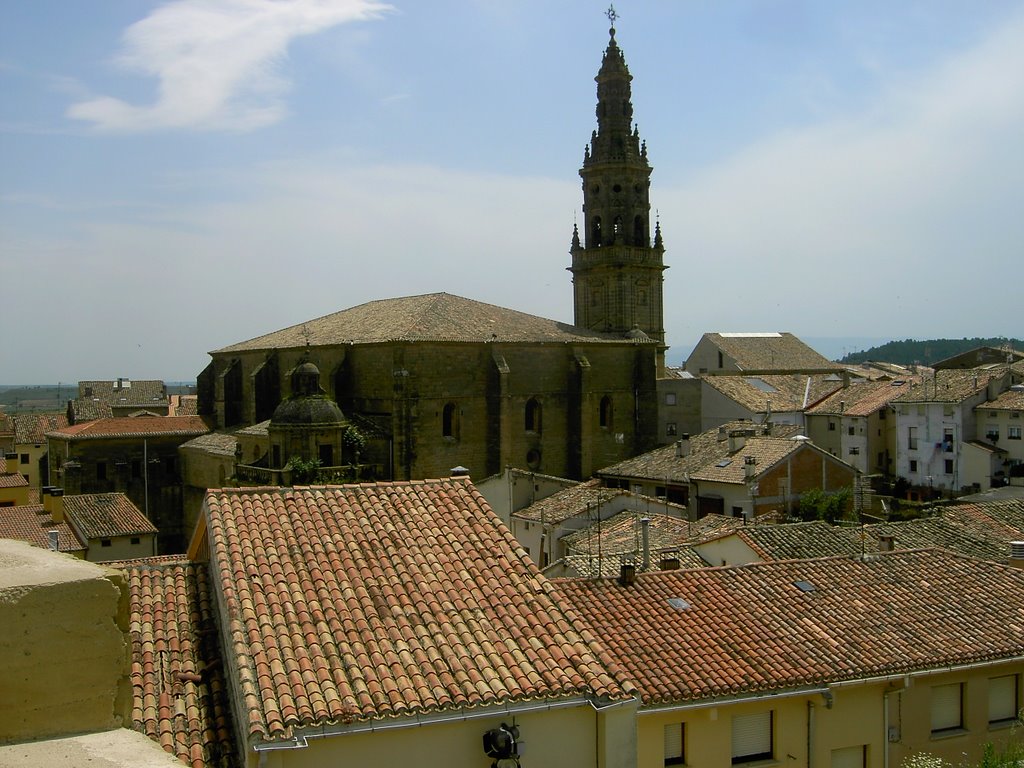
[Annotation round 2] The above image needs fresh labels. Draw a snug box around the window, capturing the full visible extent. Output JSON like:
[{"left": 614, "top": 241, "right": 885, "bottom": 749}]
[
  {"left": 131, "top": 459, "right": 142, "bottom": 480},
  {"left": 878, "top": 408, "right": 887, "bottom": 420},
  {"left": 130, "top": 537, "right": 141, "bottom": 545},
  {"left": 849, "top": 447, "right": 860, "bottom": 455},
  {"left": 318, "top": 444, "right": 333, "bottom": 466},
  {"left": 986, "top": 426, "right": 1000, "bottom": 441},
  {"left": 96, "top": 461, "right": 107, "bottom": 481},
  {"left": 442, "top": 402, "right": 459, "bottom": 439},
  {"left": 600, "top": 396, "right": 613, "bottom": 430},
  {"left": 848, "top": 426, "right": 855, "bottom": 436},
  {"left": 908, "top": 426, "right": 918, "bottom": 450},
  {"left": 525, "top": 397, "right": 542, "bottom": 433},
  {"left": 664, "top": 722, "right": 684, "bottom": 766},
  {"left": 931, "top": 683, "right": 963, "bottom": 734},
  {"left": 910, "top": 460, "right": 918, "bottom": 473},
  {"left": 732, "top": 711, "right": 772, "bottom": 764},
  {"left": 944, "top": 459, "right": 954, "bottom": 474},
  {"left": 943, "top": 428, "right": 954, "bottom": 452},
  {"left": 100, "top": 539, "right": 112, "bottom": 548},
  {"left": 828, "top": 421, "right": 836, "bottom": 432},
  {"left": 19, "top": 453, "right": 29, "bottom": 464},
  {"left": 666, "top": 422, "right": 677, "bottom": 437},
  {"left": 989, "top": 674, "right": 1019, "bottom": 726},
  {"left": 831, "top": 745, "right": 866, "bottom": 768},
  {"left": 1009, "top": 426, "right": 1022, "bottom": 440},
  {"left": 665, "top": 392, "right": 677, "bottom": 406}
]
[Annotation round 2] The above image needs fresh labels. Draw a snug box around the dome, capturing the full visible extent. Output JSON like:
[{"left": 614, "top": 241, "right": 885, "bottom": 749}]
[{"left": 270, "top": 396, "right": 346, "bottom": 426}]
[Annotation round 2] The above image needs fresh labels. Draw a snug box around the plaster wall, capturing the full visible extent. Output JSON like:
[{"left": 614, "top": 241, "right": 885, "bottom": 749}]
[{"left": 0, "top": 541, "right": 131, "bottom": 744}]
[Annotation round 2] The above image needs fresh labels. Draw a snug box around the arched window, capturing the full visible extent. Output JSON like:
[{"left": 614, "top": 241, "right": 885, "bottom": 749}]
[
  {"left": 525, "top": 397, "right": 542, "bottom": 433},
  {"left": 633, "top": 215, "right": 644, "bottom": 245},
  {"left": 591, "top": 216, "right": 602, "bottom": 246},
  {"left": 600, "top": 395, "right": 613, "bottom": 430},
  {"left": 442, "top": 402, "right": 459, "bottom": 439},
  {"left": 613, "top": 215, "right": 623, "bottom": 241}
]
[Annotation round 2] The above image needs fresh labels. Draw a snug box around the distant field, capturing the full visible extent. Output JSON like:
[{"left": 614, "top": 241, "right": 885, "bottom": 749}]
[{"left": 0, "top": 385, "right": 67, "bottom": 414}]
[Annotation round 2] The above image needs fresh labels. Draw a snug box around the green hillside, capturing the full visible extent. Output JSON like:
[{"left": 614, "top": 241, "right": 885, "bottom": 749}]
[{"left": 840, "top": 337, "right": 1023, "bottom": 366}]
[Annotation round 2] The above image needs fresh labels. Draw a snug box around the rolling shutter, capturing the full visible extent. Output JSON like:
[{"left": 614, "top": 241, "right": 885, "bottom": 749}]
[
  {"left": 831, "top": 745, "right": 865, "bottom": 768},
  {"left": 931, "top": 683, "right": 962, "bottom": 732},
  {"left": 732, "top": 711, "right": 772, "bottom": 762},
  {"left": 989, "top": 675, "right": 1018, "bottom": 724},
  {"left": 664, "top": 723, "right": 684, "bottom": 764}
]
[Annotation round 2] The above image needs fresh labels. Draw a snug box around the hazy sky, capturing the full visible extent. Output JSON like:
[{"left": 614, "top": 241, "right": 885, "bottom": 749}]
[{"left": 2, "top": 1, "right": 1023, "bottom": 383}]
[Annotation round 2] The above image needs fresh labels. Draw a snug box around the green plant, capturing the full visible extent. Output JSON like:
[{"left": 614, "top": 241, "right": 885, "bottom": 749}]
[
  {"left": 343, "top": 425, "right": 366, "bottom": 463},
  {"left": 285, "top": 456, "right": 322, "bottom": 484},
  {"left": 797, "top": 487, "right": 852, "bottom": 524}
]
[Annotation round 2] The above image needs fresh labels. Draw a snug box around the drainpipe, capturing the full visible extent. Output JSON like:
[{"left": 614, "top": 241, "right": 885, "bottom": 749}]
[
  {"left": 807, "top": 700, "right": 815, "bottom": 768},
  {"left": 144, "top": 438, "right": 149, "bottom": 519}
]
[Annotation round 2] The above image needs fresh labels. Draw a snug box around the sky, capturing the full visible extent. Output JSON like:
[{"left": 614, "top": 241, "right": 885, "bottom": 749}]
[{"left": 2, "top": 0, "right": 1023, "bottom": 384}]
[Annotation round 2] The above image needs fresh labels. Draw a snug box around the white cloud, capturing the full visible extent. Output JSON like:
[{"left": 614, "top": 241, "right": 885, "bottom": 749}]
[
  {"left": 660, "top": 9, "right": 1024, "bottom": 341},
  {"left": 67, "top": 0, "right": 392, "bottom": 133}
]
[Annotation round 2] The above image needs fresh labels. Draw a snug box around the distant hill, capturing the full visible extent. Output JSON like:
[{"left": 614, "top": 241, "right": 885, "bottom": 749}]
[{"left": 840, "top": 337, "right": 1023, "bottom": 366}]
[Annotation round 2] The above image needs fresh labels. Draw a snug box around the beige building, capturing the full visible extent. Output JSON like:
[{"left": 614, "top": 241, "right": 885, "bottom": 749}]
[
  {"left": 685, "top": 332, "right": 842, "bottom": 375},
  {"left": 0, "top": 540, "right": 183, "bottom": 767},
  {"left": 6, "top": 412, "right": 68, "bottom": 489},
  {"left": 806, "top": 379, "right": 915, "bottom": 475},
  {"left": 974, "top": 385, "right": 1024, "bottom": 485},
  {"left": 555, "top": 548, "right": 1024, "bottom": 768},
  {"left": 0, "top": 455, "right": 30, "bottom": 507},
  {"left": 598, "top": 420, "right": 858, "bottom": 519},
  {"left": 184, "top": 478, "right": 638, "bottom": 768}
]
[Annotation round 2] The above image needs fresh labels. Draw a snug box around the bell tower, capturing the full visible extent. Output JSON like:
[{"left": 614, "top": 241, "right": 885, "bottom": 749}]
[{"left": 569, "top": 7, "right": 667, "bottom": 368}]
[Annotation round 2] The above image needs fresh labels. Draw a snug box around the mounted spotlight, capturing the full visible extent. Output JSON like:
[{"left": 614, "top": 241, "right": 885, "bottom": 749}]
[{"left": 483, "top": 722, "right": 521, "bottom": 767}]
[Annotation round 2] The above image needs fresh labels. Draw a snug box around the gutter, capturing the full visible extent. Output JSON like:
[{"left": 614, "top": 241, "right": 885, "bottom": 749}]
[
  {"left": 251, "top": 695, "right": 628, "bottom": 753},
  {"left": 638, "top": 686, "right": 830, "bottom": 715}
]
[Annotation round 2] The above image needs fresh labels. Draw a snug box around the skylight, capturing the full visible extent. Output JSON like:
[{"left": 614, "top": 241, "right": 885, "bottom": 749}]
[
  {"left": 744, "top": 377, "right": 778, "bottom": 394},
  {"left": 667, "top": 597, "right": 691, "bottom": 610},
  {"left": 793, "top": 580, "right": 816, "bottom": 593},
  {"left": 716, "top": 459, "right": 732, "bottom": 468}
]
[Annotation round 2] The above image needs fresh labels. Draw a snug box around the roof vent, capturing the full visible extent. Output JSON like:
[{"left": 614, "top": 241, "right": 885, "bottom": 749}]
[
  {"left": 47, "top": 530, "right": 59, "bottom": 551},
  {"left": 619, "top": 563, "right": 637, "bottom": 587},
  {"left": 660, "top": 556, "right": 681, "bottom": 571},
  {"left": 878, "top": 534, "right": 895, "bottom": 552},
  {"left": 1011, "top": 541, "right": 1024, "bottom": 560},
  {"left": 450, "top": 465, "right": 470, "bottom": 478}
]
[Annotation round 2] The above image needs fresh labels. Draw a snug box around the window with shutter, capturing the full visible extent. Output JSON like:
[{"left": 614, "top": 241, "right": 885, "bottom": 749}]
[
  {"left": 931, "top": 683, "right": 963, "bottom": 733},
  {"left": 831, "top": 745, "right": 865, "bottom": 768},
  {"left": 989, "top": 675, "right": 1019, "bottom": 725},
  {"left": 664, "top": 722, "right": 684, "bottom": 765},
  {"left": 732, "top": 711, "right": 772, "bottom": 764}
]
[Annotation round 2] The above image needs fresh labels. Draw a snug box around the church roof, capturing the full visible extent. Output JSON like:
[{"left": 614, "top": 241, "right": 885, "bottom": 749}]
[{"left": 213, "top": 293, "right": 649, "bottom": 353}]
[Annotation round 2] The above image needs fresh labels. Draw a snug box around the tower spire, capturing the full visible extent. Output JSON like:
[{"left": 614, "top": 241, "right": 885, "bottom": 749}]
[{"left": 569, "top": 14, "right": 668, "bottom": 371}]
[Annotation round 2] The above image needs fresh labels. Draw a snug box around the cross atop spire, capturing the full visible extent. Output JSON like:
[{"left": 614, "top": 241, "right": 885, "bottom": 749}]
[{"left": 605, "top": 4, "right": 618, "bottom": 27}]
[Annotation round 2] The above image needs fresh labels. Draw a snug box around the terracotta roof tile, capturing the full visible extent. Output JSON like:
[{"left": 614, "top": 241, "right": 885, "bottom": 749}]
[
  {"left": 701, "top": 333, "right": 841, "bottom": 371},
  {"left": 204, "top": 479, "right": 635, "bottom": 741},
  {"left": 120, "top": 558, "right": 238, "bottom": 768},
  {"left": 598, "top": 421, "right": 801, "bottom": 484},
  {"left": 180, "top": 433, "right": 239, "bottom": 458},
  {"left": 0, "top": 504, "right": 85, "bottom": 552},
  {"left": 0, "top": 471, "right": 28, "bottom": 488},
  {"left": 555, "top": 549, "right": 1024, "bottom": 707},
  {"left": 704, "top": 374, "right": 844, "bottom": 413},
  {"left": 63, "top": 492, "right": 158, "bottom": 539},
  {"left": 978, "top": 388, "right": 1024, "bottom": 411},
  {"left": 214, "top": 293, "right": 652, "bottom": 354},
  {"left": 806, "top": 380, "right": 917, "bottom": 417},
  {"left": 12, "top": 412, "right": 68, "bottom": 443},
  {"left": 893, "top": 369, "right": 1002, "bottom": 404},
  {"left": 47, "top": 415, "right": 211, "bottom": 441},
  {"left": 513, "top": 479, "right": 624, "bottom": 525}
]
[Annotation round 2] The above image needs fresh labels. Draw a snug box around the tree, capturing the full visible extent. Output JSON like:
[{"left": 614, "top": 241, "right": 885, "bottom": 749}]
[{"left": 796, "top": 487, "right": 852, "bottom": 524}]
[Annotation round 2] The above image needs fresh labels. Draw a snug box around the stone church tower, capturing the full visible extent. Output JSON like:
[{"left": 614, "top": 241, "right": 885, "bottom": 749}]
[{"left": 570, "top": 16, "right": 667, "bottom": 372}]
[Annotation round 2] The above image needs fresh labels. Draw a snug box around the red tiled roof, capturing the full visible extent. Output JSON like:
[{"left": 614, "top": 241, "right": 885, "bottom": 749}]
[
  {"left": 12, "top": 412, "right": 69, "bottom": 444},
  {"left": 120, "top": 558, "right": 238, "bottom": 768},
  {"left": 805, "top": 380, "right": 915, "bottom": 417},
  {"left": 204, "top": 479, "right": 634, "bottom": 741},
  {"left": 0, "top": 471, "right": 28, "bottom": 488},
  {"left": 0, "top": 504, "right": 85, "bottom": 552},
  {"left": 63, "top": 493, "right": 158, "bottom": 539},
  {"left": 47, "top": 415, "right": 211, "bottom": 441},
  {"left": 556, "top": 549, "right": 1024, "bottom": 707}
]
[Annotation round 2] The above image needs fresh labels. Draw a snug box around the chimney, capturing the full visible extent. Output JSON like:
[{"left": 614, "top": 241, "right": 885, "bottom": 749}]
[
  {"left": 743, "top": 456, "right": 757, "bottom": 479},
  {"left": 660, "top": 556, "right": 681, "bottom": 571},
  {"left": 49, "top": 488, "right": 65, "bottom": 524},
  {"left": 675, "top": 434, "right": 691, "bottom": 458},
  {"left": 619, "top": 563, "right": 637, "bottom": 587},
  {"left": 47, "top": 530, "right": 59, "bottom": 551},
  {"left": 839, "top": 400, "right": 846, "bottom": 414},
  {"left": 640, "top": 517, "right": 651, "bottom": 572},
  {"left": 842, "top": 370, "right": 851, "bottom": 388},
  {"left": 728, "top": 431, "right": 747, "bottom": 452},
  {"left": 878, "top": 534, "right": 895, "bottom": 552},
  {"left": 1010, "top": 542, "right": 1024, "bottom": 569},
  {"left": 717, "top": 426, "right": 727, "bottom": 442}
]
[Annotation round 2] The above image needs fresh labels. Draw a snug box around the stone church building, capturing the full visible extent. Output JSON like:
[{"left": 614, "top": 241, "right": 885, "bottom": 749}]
[{"left": 197, "top": 21, "right": 668, "bottom": 482}]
